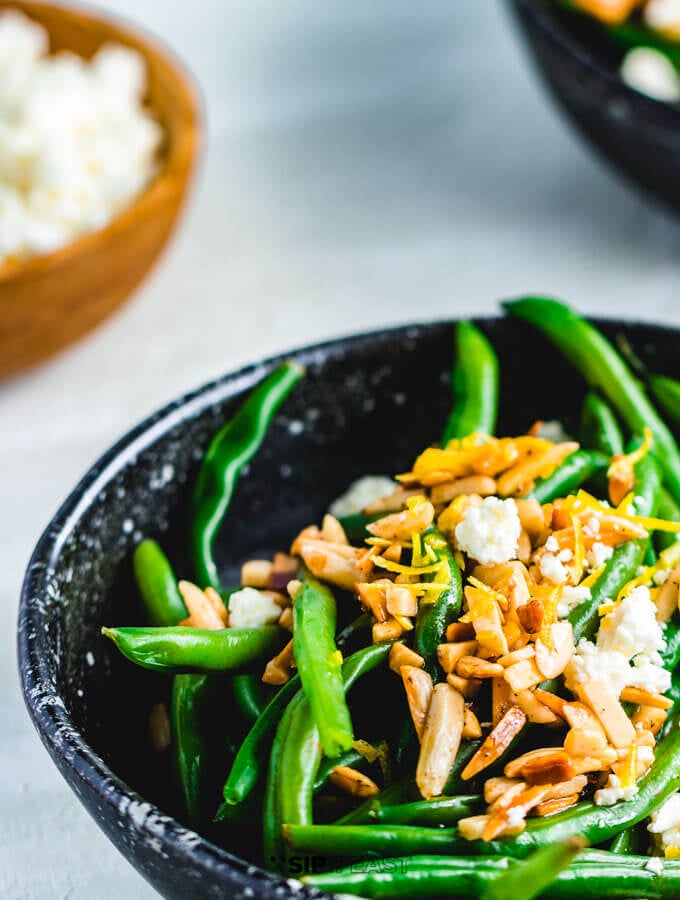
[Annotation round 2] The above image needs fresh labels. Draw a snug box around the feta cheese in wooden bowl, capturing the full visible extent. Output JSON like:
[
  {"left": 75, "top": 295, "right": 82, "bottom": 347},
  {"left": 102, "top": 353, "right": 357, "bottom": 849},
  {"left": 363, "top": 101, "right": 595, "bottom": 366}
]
[{"left": 0, "top": 1, "right": 200, "bottom": 379}]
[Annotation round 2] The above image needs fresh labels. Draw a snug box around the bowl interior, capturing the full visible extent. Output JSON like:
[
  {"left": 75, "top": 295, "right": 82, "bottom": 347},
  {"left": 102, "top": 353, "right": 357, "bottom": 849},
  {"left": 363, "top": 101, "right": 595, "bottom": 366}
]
[{"left": 20, "top": 317, "right": 680, "bottom": 895}]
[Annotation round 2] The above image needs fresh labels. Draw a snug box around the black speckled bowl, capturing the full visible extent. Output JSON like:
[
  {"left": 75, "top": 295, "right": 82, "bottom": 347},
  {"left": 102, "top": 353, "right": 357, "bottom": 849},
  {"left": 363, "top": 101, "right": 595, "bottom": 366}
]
[
  {"left": 18, "top": 317, "right": 678, "bottom": 898},
  {"left": 508, "top": 0, "right": 680, "bottom": 215}
]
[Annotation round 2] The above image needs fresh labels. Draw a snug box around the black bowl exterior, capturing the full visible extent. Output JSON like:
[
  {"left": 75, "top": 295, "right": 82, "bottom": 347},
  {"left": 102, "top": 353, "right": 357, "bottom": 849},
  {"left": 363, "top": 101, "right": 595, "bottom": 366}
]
[
  {"left": 18, "top": 317, "right": 679, "bottom": 898},
  {"left": 509, "top": 0, "right": 680, "bottom": 215}
]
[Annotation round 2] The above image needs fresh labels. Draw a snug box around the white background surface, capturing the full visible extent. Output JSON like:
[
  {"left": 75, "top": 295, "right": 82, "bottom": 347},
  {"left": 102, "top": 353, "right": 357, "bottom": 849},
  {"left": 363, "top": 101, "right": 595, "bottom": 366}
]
[{"left": 3, "top": 1, "right": 680, "bottom": 897}]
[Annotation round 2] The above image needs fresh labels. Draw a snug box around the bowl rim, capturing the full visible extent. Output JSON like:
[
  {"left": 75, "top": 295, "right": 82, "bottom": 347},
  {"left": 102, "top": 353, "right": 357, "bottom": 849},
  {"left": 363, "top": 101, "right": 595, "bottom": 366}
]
[
  {"left": 18, "top": 313, "right": 670, "bottom": 897},
  {"left": 0, "top": 0, "right": 201, "bottom": 286},
  {"left": 511, "top": 0, "right": 680, "bottom": 124}
]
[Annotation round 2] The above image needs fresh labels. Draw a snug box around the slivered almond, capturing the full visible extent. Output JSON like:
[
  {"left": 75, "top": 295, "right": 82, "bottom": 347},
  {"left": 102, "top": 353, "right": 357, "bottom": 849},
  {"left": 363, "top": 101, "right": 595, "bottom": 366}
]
[
  {"left": 456, "top": 656, "right": 504, "bottom": 679},
  {"left": 458, "top": 815, "right": 491, "bottom": 841},
  {"left": 578, "top": 680, "right": 636, "bottom": 748},
  {"left": 322, "top": 514, "right": 349, "bottom": 544},
  {"left": 496, "top": 442, "right": 579, "bottom": 496},
  {"left": 564, "top": 727, "right": 609, "bottom": 758},
  {"left": 620, "top": 687, "right": 673, "bottom": 710},
  {"left": 517, "top": 529, "right": 532, "bottom": 564},
  {"left": 389, "top": 643, "right": 425, "bottom": 674},
  {"left": 517, "top": 598, "right": 544, "bottom": 634},
  {"left": 535, "top": 622, "right": 574, "bottom": 679},
  {"left": 446, "top": 672, "right": 483, "bottom": 699},
  {"left": 505, "top": 748, "right": 575, "bottom": 784},
  {"left": 357, "top": 581, "right": 389, "bottom": 622},
  {"left": 386, "top": 585, "right": 418, "bottom": 617},
  {"left": 363, "top": 485, "right": 420, "bottom": 516},
  {"left": 462, "top": 706, "right": 483, "bottom": 739},
  {"left": 515, "top": 689, "right": 561, "bottom": 725},
  {"left": 535, "top": 794, "right": 579, "bottom": 817},
  {"left": 569, "top": 748, "right": 618, "bottom": 775},
  {"left": 631, "top": 705, "right": 668, "bottom": 735},
  {"left": 503, "top": 659, "right": 543, "bottom": 693},
  {"left": 367, "top": 500, "right": 435, "bottom": 542},
  {"left": 383, "top": 544, "right": 403, "bottom": 563},
  {"left": 430, "top": 475, "right": 497, "bottom": 505},
  {"left": 241, "top": 560, "right": 273, "bottom": 589},
  {"left": 372, "top": 618, "right": 406, "bottom": 643},
  {"left": 204, "top": 586, "right": 229, "bottom": 624},
  {"left": 514, "top": 498, "right": 545, "bottom": 543},
  {"left": 656, "top": 561, "right": 680, "bottom": 622},
  {"left": 462, "top": 706, "right": 527, "bottom": 781},
  {"left": 562, "top": 701, "right": 608, "bottom": 735},
  {"left": 329, "top": 766, "right": 379, "bottom": 798},
  {"left": 482, "top": 785, "right": 550, "bottom": 841},
  {"left": 445, "top": 622, "right": 476, "bottom": 642},
  {"left": 498, "top": 647, "right": 535, "bottom": 667},
  {"left": 416, "top": 683, "right": 465, "bottom": 799},
  {"left": 437, "top": 640, "right": 478, "bottom": 674},
  {"left": 534, "top": 689, "right": 568, "bottom": 720},
  {"left": 298, "top": 540, "right": 363, "bottom": 590},
  {"left": 487, "top": 779, "right": 528, "bottom": 813},
  {"left": 492, "top": 677, "right": 515, "bottom": 726},
  {"left": 484, "top": 776, "right": 525, "bottom": 805},
  {"left": 179, "top": 581, "right": 226, "bottom": 630},
  {"left": 401, "top": 665, "right": 433, "bottom": 741},
  {"left": 262, "top": 639, "right": 295, "bottom": 685},
  {"left": 278, "top": 606, "right": 294, "bottom": 632},
  {"left": 543, "top": 775, "right": 588, "bottom": 800}
]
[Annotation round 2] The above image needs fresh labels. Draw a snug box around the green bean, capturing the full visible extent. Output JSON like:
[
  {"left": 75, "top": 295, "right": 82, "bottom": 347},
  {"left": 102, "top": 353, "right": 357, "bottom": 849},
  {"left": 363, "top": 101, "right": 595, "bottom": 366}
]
[
  {"left": 367, "top": 794, "right": 482, "bottom": 826},
  {"left": 292, "top": 572, "right": 354, "bottom": 757},
  {"left": 170, "top": 674, "right": 210, "bottom": 826},
  {"left": 504, "top": 298, "right": 680, "bottom": 505},
  {"left": 414, "top": 526, "right": 463, "bottom": 679},
  {"left": 334, "top": 777, "right": 419, "bottom": 826},
  {"left": 223, "top": 674, "right": 301, "bottom": 805},
  {"left": 656, "top": 489, "right": 680, "bottom": 553},
  {"left": 480, "top": 837, "right": 587, "bottom": 900},
  {"left": 580, "top": 392, "right": 624, "bottom": 457},
  {"left": 133, "top": 539, "right": 187, "bottom": 626},
  {"left": 232, "top": 674, "right": 269, "bottom": 722},
  {"left": 304, "top": 853, "right": 680, "bottom": 899},
  {"left": 442, "top": 321, "right": 499, "bottom": 445},
  {"left": 650, "top": 373, "right": 680, "bottom": 428},
  {"left": 527, "top": 450, "right": 608, "bottom": 505},
  {"left": 191, "top": 360, "right": 304, "bottom": 592},
  {"left": 314, "top": 749, "right": 367, "bottom": 792},
  {"left": 609, "top": 823, "right": 644, "bottom": 855},
  {"left": 101, "top": 625, "right": 282, "bottom": 674}
]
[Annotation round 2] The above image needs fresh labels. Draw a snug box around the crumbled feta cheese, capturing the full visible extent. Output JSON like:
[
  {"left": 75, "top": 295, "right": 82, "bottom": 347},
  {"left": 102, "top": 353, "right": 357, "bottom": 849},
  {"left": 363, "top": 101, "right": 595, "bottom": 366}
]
[
  {"left": 0, "top": 10, "right": 163, "bottom": 264},
  {"left": 557, "top": 585, "right": 591, "bottom": 619},
  {"left": 539, "top": 552, "right": 569, "bottom": 584},
  {"left": 583, "top": 516, "right": 600, "bottom": 538},
  {"left": 564, "top": 639, "right": 634, "bottom": 696},
  {"left": 558, "top": 548, "right": 573, "bottom": 563},
  {"left": 228, "top": 587, "right": 281, "bottom": 628},
  {"left": 329, "top": 476, "right": 396, "bottom": 518},
  {"left": 597, "top": 586, "right": 666, "bottom": 660},
  {"left": 505, "top": 806, "right": 526, "bottom": 828},
  {"left": 454, "top": 497, "right": 521, "bottom": 566},
  {"left": 646, "top": 857, "right": 665, "bottom": 875},
  {"left": 621, "top": 47, "right": 680, "bottom": 102},
  {"left": 535, "top": 420, "right": 570, "bottom": 443},
  {"left": 649, "top": 793, "right": 680, "bottom": 852},
  {"left": 645, "top": 0, "right": 680, "bottom": 35},
  {"left": 654, "top": 569, "right": 671, "bottom": 586},
  {"left": 545, "top": 535, "right": 559, "bottom": 553},
  {"left": 587, "top": 541, "right": 614, "bottom": 570},
  {"left": 631, "top": 655, "right": 672, "bottom": 694},
  {"left": 594, "top": 773, "right": 639, "bottom": 806}
]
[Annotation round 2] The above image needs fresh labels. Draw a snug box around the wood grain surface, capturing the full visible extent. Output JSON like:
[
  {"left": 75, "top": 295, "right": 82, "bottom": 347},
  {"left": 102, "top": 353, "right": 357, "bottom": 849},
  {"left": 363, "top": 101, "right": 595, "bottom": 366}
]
[{"left": 0, "top": 0, "right": 201, "bottom": 379}]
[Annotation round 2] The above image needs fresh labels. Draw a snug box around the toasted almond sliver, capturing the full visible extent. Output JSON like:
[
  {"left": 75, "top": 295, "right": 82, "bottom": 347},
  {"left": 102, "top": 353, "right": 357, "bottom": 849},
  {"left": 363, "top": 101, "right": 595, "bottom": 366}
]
[
  {"left": 496, "top": 442, "right": 579, "bottom": 497},
  {"left": 462, "top": 706, "right": 483, "bottom": 740},
  {"left": 386, "top": 585, "right": 418, "bottom": 617},
  {"left": 498, "top": 647, "right": 535, "bottom": 667},
  {"left": 515, "top": 689, "right": 561, "bottom": 726},
  {"left": 578, "top": 679, "right": 636, "bottom": 749},
  {"left": 505, "top": 748, "right": 575, "bottom": 784},
  {"left": 620, "top": 687, "right": 673, "bottom": 710},
  {"left": 503, "top": 659, "right": 543, "bottom": 693},
  {"left": 456, "top": 656, "right": 505, "bottom": 680},
  {"left": 322, "top": 514, "right": 349, "bottom": 544},
  {"left": 437, "top": 641, "right": 478, "bottom": 674},
  {"left": 363, "top": 485, "right": 420, "bottom": 516},
  {"left": 482, "top": 785, "right": 550, "bottom": 841},
  {"left": 562, "top": 701, "right": 608, "bottom": 736},
  {"left": 430, "top": 475, "right": 497, "bottom": 506},
  {"left": 487, "top": 779, "right": 527, "bottom": 813},
  {"left": 416, "top": 683, "right": 465, "bottom": 799},
  {"left": 535, "top": 622, "right": 574, "bottom": 679},
  {"left": 389, "top": 642, "right": 425, "bottom": 674},
  {"left": 446, "top": 672, "right": 483, "bottom": 699},
  {"left": 533, "top": 689, "right": 568, "bottom": 720},
  {"left": 241, "top": 559, "right": 273, "bottom": 589},
  {"left": 462, "top": 706, "right": 527, "bottom": 781},
  {"left": 569, "top": 749, "right": 618, "bottom": 775},
  {"left": 535, "top": 793, "right": 580, "bottom": 818},
  {"left": 458, "top": 815, "right": 490, "bottom": 842},
  {"left": 631, "top": 705, "right": 668, "bottom": 735},
  {"left": 543, "top": 775, "right": 588, "bottom": 800},
  {"left": 564, "top": 727, "right": 609, "bottom": 758},
  {"left": 483, "top": 776, "right": 525, "bottom": 805},
  {"left": 445, "top": 622, "right": 477, "bottom": 642},
  {"left": 278, "top": 606, "right": 294, "bottom": 632},
  {"left": 492, "top": 676, "right": 515, "bottom": 727},
  {"left": 357, "top": 582, "right": 389, "bottom": 623},
  {"left": 329, "top": 766, "right": 379, "bottom": 798},
  {"left": 179, "top": 580, "right": 225, "bottom": 630},
  {"left": 402, "top": 665, "right": 434, "bottom": 741},
  {"left": 373, "top": 618, "right": 406, "bottom": 643},
  {"left": 514, "top": 498, "right": 545, "bottom": 542},
  {"left": 656, "top": 561, "right": 680, "bottom": 622}
]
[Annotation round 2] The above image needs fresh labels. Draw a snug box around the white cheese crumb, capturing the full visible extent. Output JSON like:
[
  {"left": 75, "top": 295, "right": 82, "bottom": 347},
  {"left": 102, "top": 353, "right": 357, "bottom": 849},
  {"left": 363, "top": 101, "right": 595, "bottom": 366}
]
[
  {"left": 539, "top": 552, "right": 569, "bottom": 584},
  {"left": 597, "top": 586, "right": 666, "bottom": 660},
  {"left": 454, "top": 497, "right": 521, "bottom": 566},
  {"left": 645, "top": 0, "right": 680, "bottom": 35},
  {"left": 646, "top": 857, "right": 665, "bottom": 875},
  {"left": 545, "top": 535, "right": 559, "bottom": 552},
  {"left": 228, "top": 587, "right": 280, "bottom": 628},
  {"left": 558, "top": 548, "right": 573, "bottom": 563},
  {"left": 328, "top": 476, "right": 396, "bottom": 518},
  {"left": 594, "top": 773, "right": 639, "bottom": 807},
  {"left": 505, "top": 806, "right": 526, "bottom": 828},
  {"left": 557, "top": 585, "right": 591, "bottom": 619},
  {"left": 535, "top": 420, "right": 570, "bottom": 443},
  {"left": 0, "top": 10, "right": 163, "bottom": 264},
  {"left": 654, "top": 569, "right": 670, "bottom": 586},
  {"left": 583, "top": 516, "right": 601, "bottom": 538},
  {"left": 587, "top": 541, "right": 614, "bottom": 570},
  {"left": 564, "top": 640, "right": 633, "bottom": 696},
  {"left": 649, "top": 793, "right": 680, "bottom": 852},
  {"left": 621, "top": 47, "right": 680, "bottom": 102}
]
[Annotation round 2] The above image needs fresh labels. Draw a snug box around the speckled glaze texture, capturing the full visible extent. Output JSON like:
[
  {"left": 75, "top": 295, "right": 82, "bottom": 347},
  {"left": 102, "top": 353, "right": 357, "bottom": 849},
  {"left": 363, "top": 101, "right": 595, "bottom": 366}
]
[
  {"left": 509, "top": 0, "right": 680, "bottom": 215},
  {"left": 18, "top": 318, "right": 678, "bottom": 898}
]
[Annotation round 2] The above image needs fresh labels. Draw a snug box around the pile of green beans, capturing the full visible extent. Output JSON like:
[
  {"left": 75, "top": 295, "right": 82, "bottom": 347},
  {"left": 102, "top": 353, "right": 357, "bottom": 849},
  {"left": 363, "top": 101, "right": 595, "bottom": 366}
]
[{"left": 101, "top": 306, "right": 680, "bottom": 899}]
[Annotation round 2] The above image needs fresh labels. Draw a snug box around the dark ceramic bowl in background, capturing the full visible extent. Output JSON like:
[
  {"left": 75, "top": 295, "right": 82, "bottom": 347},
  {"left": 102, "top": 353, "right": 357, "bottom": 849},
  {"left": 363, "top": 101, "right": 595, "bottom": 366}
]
[
  {"left": 508, "top": 0, "right": 680, "bottom": 216},
  {"left": 18, "top": 317, "right": 679, "bottom": 898}
]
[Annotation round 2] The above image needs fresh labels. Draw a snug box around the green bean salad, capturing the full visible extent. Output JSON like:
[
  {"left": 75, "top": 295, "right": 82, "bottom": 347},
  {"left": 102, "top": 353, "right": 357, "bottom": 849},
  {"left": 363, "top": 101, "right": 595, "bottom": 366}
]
[{"left": 104, "top": 298, "right": 680, "bottom": 899}]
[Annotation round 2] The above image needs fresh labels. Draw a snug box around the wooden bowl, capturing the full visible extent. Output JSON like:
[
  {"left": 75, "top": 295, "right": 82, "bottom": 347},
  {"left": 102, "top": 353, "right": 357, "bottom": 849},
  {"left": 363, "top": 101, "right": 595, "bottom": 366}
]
[{"left": 0, "top": 1, "right": 201, "bottom": 379}]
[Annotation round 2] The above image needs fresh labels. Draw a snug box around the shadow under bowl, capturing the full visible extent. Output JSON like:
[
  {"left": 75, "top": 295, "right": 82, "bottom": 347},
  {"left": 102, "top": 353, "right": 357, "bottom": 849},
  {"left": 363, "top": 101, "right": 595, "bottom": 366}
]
[
  {"left": 18, "top": 316, "right": 680, "bottom": 898},
  {"left": 508, "top": 0, "right": 680, "bottom": 216}
]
